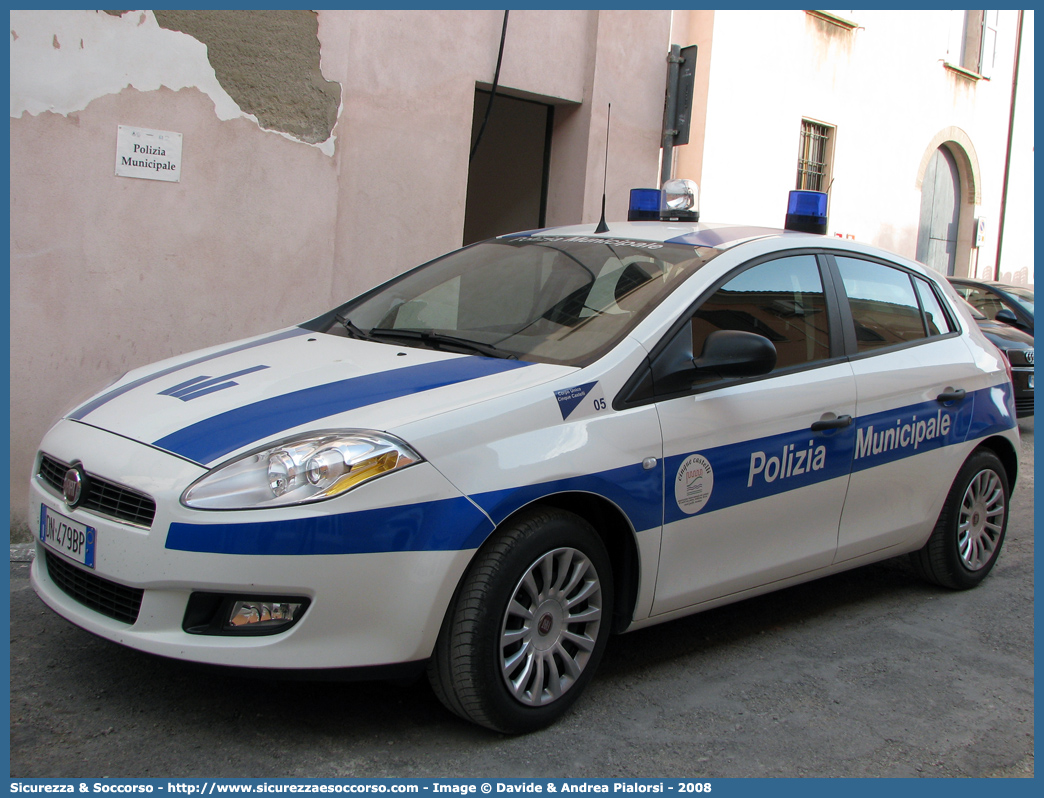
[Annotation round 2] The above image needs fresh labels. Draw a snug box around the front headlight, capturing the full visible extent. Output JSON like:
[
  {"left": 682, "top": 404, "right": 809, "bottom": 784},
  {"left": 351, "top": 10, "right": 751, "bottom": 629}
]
[{"left": 181, "top": 430, "right": 422, "bottom": 510}]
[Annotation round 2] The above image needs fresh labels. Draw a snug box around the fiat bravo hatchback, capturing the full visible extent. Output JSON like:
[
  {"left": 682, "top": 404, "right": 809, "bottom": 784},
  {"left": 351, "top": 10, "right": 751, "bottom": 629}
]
[{"left": 31, "top": 188, "right": 1019, "bottom": 733}]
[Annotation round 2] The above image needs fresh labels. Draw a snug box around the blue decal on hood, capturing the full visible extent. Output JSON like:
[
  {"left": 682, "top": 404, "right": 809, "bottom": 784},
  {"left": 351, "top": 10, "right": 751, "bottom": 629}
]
[
  {"left": 158, "top": 365, "right": 270, "bottom": 402},
  {"left": 152, "top": 356, "right": 532, "bottom": 464},
  {"left": 69, "top": 328, "right": 310, "bottom": 421}
]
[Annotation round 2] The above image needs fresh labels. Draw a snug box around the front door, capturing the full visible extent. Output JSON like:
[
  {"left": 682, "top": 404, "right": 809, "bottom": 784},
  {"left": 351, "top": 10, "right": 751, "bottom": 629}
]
[{"left": 650, "top": 254, "right": 857, "bottom": 615}]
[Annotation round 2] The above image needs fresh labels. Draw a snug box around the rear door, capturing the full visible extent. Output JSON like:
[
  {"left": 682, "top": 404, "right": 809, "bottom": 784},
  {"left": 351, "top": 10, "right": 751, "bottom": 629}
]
[{"left": 827, "top": 254, "right": 981, "bottom": 562}]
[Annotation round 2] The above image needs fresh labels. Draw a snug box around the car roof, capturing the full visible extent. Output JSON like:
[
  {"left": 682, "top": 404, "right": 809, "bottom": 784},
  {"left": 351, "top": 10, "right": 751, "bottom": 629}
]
[
  {"left": 506, "top": 220, "right": 834, "bottom": 251},
  {"left": 950, "top": 277, "right": 1031, "bottom": 292},
  {"left": 501, "top": 221, "right": 944, "bottom": 282}
]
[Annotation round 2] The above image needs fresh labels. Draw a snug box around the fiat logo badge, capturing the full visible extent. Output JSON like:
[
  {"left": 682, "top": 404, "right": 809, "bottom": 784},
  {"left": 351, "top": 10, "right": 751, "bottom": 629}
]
[
  {"left": 537, "top": 613, "right": 554, "bottom": 636},
  {"left": 62, "top": 466, "right": 84, "bottom": 508}
]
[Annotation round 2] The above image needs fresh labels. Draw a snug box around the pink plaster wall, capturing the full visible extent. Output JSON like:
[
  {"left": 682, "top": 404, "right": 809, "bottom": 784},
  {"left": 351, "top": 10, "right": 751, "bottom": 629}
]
[{"left": 9, "top": 87, "right": 340, "bottom": 527}]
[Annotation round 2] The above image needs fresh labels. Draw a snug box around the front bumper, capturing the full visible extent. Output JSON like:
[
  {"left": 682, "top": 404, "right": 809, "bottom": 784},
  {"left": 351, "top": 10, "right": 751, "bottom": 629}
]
[{"left": 29, "top": 420, "right": 480, "bottom": 670}]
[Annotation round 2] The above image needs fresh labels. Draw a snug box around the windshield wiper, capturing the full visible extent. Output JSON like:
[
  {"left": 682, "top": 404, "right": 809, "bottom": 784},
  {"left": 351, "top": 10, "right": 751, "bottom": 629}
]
[
  {"left": 335, "top": 314, "right": 379, "bottom": 342},
  {"left": 368, "top": 328, "right": 517, "bottom": 359}
]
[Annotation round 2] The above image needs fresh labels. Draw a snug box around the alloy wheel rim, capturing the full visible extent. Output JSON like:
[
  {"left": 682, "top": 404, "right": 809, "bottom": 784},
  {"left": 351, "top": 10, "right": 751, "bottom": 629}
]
[
  {"left": 499, "top": 547, "right": 603, "bottom": 707},
  {"left": 957, "top": 469, "right": 1005, "bottom": 571}
]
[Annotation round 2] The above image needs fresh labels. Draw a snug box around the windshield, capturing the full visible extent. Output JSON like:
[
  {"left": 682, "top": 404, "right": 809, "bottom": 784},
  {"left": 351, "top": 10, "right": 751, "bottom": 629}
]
[
  {"left": 1003, "top": 286, "right": 1034, "bottom": 314},
  {"left": 316, "top": 236, "right": 720, "bottom": 366}
]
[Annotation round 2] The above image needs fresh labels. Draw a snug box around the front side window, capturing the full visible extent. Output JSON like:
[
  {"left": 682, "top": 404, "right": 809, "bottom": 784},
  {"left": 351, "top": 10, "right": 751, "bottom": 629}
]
[
  {"left": 326, "top": 237, "right": 720, "bottom": 366},
  {"left": 836, "top": 257, "right": 950, "bottom": 352},
  {"left": 952, "top": 284, "right": 1004, "bottom": 320},
  {"left": 953, "top": 283, "right": 1033, "bottom": 320},
  {"left": 691, "top": 254, "right": 831, "bottom": 378}
]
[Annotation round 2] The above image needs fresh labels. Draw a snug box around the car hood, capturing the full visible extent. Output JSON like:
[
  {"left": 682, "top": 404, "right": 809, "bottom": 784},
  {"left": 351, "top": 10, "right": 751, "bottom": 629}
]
[
  {"left": 975, "top": 318, "right": 1034, "bottom": 349},
  {"left": 67, "top": 327, "right": 572, "bottom": 466}
]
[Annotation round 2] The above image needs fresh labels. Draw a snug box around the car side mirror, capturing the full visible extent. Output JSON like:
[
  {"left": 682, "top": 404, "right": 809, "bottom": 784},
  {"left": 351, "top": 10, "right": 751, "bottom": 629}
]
[
  {"left": 995, "top": 308, "right": 1019, "bottom": 326},
  {"left": 643, "top": 325, "right": 778, "bottom": 400},
  {"left": 693, "top": 330, "right": 777, "bottom": 377}
]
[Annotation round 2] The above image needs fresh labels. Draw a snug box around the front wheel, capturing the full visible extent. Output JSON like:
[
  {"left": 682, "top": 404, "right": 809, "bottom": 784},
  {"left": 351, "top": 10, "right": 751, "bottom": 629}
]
[
  {"left": 910, "top": 448, "right": 1009, "bottom": 590},
  {"left": 428, "top": 507, "right": 614, "bottom": 733}
]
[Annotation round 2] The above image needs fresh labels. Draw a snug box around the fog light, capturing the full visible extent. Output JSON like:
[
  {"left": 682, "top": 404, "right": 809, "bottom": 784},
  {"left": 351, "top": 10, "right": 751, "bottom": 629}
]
[
  {"left": 183, "top": 592, "right": 311, "bottom": 636},
  {"left": 227, "top": 600, "right": 303, "bottom": 630}
]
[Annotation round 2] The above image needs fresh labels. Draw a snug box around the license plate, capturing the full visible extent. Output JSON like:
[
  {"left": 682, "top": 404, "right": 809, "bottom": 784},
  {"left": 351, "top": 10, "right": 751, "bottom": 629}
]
[
  {"left": 1029, "top": 373, "right": 1034, "bottom": 390},
  {"left": 39, "top": 505, "right": 96, "bottom": 568}
]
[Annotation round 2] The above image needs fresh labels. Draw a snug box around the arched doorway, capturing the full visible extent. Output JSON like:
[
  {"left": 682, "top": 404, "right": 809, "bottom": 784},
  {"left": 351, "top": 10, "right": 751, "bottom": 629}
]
[{"left": 916, "top": 146, "right": 961, "bottom": 276}]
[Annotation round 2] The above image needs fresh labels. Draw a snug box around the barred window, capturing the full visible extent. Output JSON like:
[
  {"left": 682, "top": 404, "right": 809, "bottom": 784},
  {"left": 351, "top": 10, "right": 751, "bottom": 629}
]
[{"left": 796, "top": 120, "right": 833, "bottom": 192}]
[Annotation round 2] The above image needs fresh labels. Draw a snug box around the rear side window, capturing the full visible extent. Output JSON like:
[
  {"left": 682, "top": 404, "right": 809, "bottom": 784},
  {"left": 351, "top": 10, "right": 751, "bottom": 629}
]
[{"left": 836, "top": 257, "right": 950, "bottom": 352}]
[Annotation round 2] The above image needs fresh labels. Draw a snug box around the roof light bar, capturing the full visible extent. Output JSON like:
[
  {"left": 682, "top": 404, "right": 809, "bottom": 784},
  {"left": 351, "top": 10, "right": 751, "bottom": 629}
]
[
  {"left": 627, "top": 179, "right": 700, "bottom": 223},
  {"left": 661, "top": 179, "right": 699, "bottom": 222},
  {"left": 785, "top": 190, "right": 828, "bottom": 235},
  {"left": 628, "top": 188, "right": 661, "bottom": 221}
]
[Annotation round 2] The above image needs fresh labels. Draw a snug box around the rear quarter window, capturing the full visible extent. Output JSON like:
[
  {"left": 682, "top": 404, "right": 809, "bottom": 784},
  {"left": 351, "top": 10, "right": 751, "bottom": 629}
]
[{"left": 835, "top": 257, "right": 948, "bottom": 352}]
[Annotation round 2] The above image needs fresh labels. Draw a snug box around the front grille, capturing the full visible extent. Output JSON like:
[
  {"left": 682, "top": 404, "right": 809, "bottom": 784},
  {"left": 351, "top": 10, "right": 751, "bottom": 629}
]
[
  {"left": 1006, "top": 348, "right": 1034, "bottom": 367},
  {"left": 1015, "top": 397, "right": 1034, "bottom": 418},
  {"left": 38, "top": 454, "right": 156, "bottom": 527},
  {"left": 44, "top": 551, "right": 143, "bottom": 624}
]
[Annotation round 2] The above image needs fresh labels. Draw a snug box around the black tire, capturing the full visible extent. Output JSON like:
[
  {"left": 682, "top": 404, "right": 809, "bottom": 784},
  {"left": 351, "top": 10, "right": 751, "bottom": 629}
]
[
  {"left": 910, "top": 448, "right": 1009, "bottom": 590},
  {"left": 428, "top": 506, "right": 614, "bottom": 733}
]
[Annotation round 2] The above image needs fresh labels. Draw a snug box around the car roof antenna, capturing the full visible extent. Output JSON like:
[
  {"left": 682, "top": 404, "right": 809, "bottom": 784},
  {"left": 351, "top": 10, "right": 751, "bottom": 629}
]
[{"left": 594, "top": 103, "right": 611, "bottom": 234}]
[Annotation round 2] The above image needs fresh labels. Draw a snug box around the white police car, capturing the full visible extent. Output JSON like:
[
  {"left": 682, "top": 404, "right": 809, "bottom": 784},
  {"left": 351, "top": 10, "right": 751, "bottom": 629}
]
[{"left": 30, "top": 182, "right": 1019, "bottom": 733}]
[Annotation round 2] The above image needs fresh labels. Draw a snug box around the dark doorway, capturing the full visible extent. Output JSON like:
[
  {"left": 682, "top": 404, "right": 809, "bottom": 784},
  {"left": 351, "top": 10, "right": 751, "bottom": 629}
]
[
  {"left": 916, "top": 146, "right": 961, "bottom": 275},
  {"left": 463, "top": 91, "right": 553, "bottom": 245}
]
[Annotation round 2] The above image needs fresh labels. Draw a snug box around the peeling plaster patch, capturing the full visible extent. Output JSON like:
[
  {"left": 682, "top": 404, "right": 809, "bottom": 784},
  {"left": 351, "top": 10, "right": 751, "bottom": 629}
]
[
  {"left": 153, "top": 10, "right": 341, "bottom": 147},
  {"left": 10, "top": 10, "right": 243, "bottom": 123},
  {"left": 52, "top": 34, "right": 59, "bottom": 48}
]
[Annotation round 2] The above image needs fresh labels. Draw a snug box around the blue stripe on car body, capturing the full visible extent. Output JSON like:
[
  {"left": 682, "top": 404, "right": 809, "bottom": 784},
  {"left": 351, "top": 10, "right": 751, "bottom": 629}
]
[
  {"left": 162, "top": 384, "right": 1015, "bottom": 557},
  {"left": 152, "top": 356, "right": 533, "bottom": 465},
  {"left": 665, "top": 227, "right": 780, "bottom": 247},
  {"left": 166, "top": 495, "right": 495, "bottom": 556}
]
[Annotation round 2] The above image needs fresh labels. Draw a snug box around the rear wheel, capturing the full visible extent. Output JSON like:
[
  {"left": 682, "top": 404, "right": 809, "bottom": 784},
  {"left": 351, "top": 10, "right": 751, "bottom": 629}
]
[
  {"left": 910, "top": 448, "right": 1009, "bottom": 589},
  {"left": 428, "top": 507, "right": 613, "bottom": 733}
]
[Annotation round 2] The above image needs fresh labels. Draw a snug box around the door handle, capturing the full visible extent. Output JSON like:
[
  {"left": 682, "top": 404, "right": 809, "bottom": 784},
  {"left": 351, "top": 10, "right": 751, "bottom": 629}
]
[
  {"left": 936, "top": 388, "right": 967, "bottom": 403},
  {"left": 811, "top": 414, "right": 853, "bottom": 431}
]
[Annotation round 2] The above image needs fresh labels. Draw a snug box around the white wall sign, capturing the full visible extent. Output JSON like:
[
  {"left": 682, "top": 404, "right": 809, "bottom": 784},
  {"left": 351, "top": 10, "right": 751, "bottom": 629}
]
[
  {"left": 975, "top": 217, "right": 987, "bottom": 248},
  {"left": 115, "top": 125, "right": 182, "bottom": 182}
]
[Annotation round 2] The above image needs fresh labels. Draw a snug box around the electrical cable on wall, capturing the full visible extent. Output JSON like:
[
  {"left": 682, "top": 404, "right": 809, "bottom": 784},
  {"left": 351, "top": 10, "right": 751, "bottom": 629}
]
[{"left": 469, "top": 10, "right": 510, "bottom": 164}]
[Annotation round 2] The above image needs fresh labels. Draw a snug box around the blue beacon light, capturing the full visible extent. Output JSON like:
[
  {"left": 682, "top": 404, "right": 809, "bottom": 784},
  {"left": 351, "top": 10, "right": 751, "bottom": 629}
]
[
  {"left": 628, "top": 188, "right": 662, "bottom": 221},
  {"left": 628, "top": 180, "right": 700, "bottom": 223},
  {"left": 785, "top": 190, "right": 828, "bottom": 235}
]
